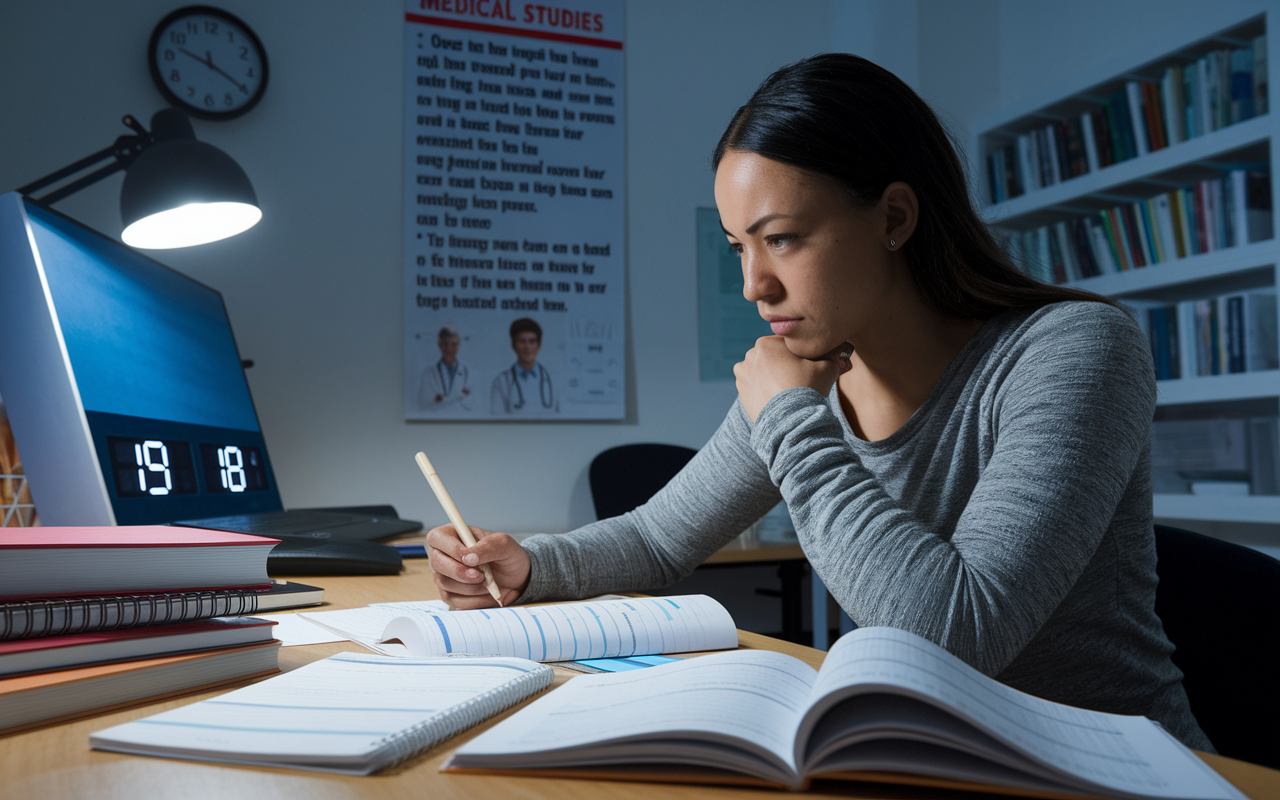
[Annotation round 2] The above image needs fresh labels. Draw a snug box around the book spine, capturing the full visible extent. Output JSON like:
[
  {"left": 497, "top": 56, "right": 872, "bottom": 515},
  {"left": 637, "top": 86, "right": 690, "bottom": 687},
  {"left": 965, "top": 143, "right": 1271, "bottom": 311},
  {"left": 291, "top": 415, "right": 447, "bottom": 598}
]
[
  {"left": 1177, "top": 300, "right": 1198, "bottom": 381},
  {"left": 1149, "top": 307, "right": 1170, "bottom": 380},
  {"left": 1229, "top": 170, "right": 1248, "bottom": 249},
  {"left": 1210, "top": 298, "right": 1222, "bottom": 374},
  {"left": 1155, "top": 193, "right": 1180, "bottom": 261},
  {"left": 1142, "top": 81, "right": 1166, "bottom": 150},
  {"left": 1105, "top": 93, "right": 1130, "bottom": 161},
  {"left": 1017, "top": 134, "right": 1038, "bottom": 192},
  {"left": 1194, "top": 299, "right": 1211, "bottom": 376},
  {"left": 1080, "top": 112, "right": 1099, "bottom": 173},
  {"left": 1054, "top": 221, "right": 1079, "bottom": 281},
  {"left": 1246, "top": 170, "right": 1274, "bottom": 243},
  {"left": 1227, "top": 295, "right": 1246, "bottom": 373},
  {"left": 1091, "top": 108, "right": 1114, "bottom": 167},
  {"left": 0, "top": 589, "right": 261, "bottom": 642},
  {"left": 1163, "top": 65, "right": 1183, "bottom": 145},
  {"left": 1184, "top": 64, "right": 1198, "bottom": 139},
  {"left": 1231, "top": 46, "right": 1254, "bottom": 122},
  {"left": 1045, "top": 124, "right": 1063, "bottom": 184},
  {"left": 1101, "top": 209, "right": 1129, "bottom": 270},
  {"left": 1198, "top": 57, "right": 1214, "bottom": 135},
  {"left": 1088, "top": 219, "right": 1118, "bottom": 273},
  {"left": 1146, "top": 198, "right": 1167, "bottom": 263},
  {"left": 1120, "top": 204, "right": 1147, "bottom": 267},
  {"left": 1126, "top": 81, "right": 1150, "bottom": 156}
]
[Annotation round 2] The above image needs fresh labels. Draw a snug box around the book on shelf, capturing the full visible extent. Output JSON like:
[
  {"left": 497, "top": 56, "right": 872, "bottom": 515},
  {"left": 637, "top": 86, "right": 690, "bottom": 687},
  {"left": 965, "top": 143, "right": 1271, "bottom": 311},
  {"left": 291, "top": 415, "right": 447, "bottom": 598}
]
[
  {"left": 0, "top": 639, "right": 279, "bottom": 736},
  {"left": 0, "top": 616, "right": 276, "bottom": 677},
  {"left": 987, "top": 34, "right": 1267, "bottom": 203},
  {"left": 1124, "top": 292, "right": 1277, "bottom": 382},
  {"left": 442, "top": 626, "right": 1244, "bottom": 800},
  {"left": 304, "top": 594, "right": 738, "bottom": 661},
  {"left": 0, "top": 580, "right": 324, "bottom": 642},
  {"left": 0, "top": 526, "right": 279, "bottom": 601},
  {"left": 89, "top": 652, "right": 554, "bottom": 775},
  {"left": 1152, "top": 416, "right": 1280, "bottom": 495},
  {"left": 999, "top": 169, "right": 1272, "bottom": 284}
]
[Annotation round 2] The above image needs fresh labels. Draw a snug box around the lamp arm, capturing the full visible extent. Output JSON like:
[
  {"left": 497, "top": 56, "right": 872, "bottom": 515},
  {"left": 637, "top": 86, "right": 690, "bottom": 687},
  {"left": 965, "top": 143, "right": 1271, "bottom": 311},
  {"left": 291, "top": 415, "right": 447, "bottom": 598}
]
[{"left": 17, "top": 115, "right": 153, "bottom": 205}]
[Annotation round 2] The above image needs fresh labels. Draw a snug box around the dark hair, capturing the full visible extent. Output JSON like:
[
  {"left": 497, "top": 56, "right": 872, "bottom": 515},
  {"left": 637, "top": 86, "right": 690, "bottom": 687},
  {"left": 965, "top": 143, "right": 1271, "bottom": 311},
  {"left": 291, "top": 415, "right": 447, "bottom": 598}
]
[
  {"left": 713, "top": 54, "right": 1115, "bottom": 320},
  {"left": 509, "top": 317, "right": 542, "bottom": 342}
]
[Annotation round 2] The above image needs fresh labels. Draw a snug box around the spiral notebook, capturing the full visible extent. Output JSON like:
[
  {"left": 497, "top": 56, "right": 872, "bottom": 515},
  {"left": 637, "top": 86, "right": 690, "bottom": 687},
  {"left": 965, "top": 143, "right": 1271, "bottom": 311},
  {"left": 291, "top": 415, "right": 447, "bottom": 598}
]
[
  {"left": 89, "top": 652, "right": 553, "bottom": 774},
  {"left": 1, "top": 582, "right": 324, "bottom": 642}
]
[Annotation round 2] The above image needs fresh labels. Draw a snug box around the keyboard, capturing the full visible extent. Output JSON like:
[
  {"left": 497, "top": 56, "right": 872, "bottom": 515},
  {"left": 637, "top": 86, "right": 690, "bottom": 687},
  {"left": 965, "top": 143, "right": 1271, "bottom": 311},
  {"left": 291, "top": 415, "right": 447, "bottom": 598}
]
[{"left": 174, "top": 507, "right": 422, "bottom": 542}]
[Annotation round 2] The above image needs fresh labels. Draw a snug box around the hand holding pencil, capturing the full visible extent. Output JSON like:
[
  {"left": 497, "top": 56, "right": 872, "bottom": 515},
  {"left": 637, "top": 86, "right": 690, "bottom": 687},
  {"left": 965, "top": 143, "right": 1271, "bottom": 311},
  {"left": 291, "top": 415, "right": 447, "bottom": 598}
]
[{"left": 416, "top": 452, "right": 531, "bottom": 609}]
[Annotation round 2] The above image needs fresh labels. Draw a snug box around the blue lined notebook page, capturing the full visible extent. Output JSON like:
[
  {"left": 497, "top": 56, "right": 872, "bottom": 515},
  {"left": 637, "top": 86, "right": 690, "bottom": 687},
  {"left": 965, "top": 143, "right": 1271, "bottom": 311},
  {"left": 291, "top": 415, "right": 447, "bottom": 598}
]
[
  {"left": 382, "top": 594, "right": 738, "bottom": 662},
  {"left": 89, "top": 653, "right": 553, "bottom": 775}
]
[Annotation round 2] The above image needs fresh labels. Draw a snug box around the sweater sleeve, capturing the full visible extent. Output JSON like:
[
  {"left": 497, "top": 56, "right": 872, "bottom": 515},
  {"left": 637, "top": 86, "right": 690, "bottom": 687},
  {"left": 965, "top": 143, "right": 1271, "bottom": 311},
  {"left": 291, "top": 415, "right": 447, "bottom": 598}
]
[
  {"left": 519, "top": 402, "right": 782, "bottom": 603},
  {"left": 752, "top": 304, "right": 1156, "bottom": 676}
]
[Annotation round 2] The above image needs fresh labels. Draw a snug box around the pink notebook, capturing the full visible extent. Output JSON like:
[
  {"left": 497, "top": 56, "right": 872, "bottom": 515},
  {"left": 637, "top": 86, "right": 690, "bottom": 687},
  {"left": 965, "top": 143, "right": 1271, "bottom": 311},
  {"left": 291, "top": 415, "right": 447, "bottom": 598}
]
[{"left": 1, "top": 526, "right": 279, "bottom": 600}]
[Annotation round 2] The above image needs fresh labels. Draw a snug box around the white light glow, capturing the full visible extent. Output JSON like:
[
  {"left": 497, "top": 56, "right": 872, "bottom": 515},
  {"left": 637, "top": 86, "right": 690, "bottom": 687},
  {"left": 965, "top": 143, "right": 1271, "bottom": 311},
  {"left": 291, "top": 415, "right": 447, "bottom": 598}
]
[{"left": 122, "top": 202, "right": 262, "bottom": 249}]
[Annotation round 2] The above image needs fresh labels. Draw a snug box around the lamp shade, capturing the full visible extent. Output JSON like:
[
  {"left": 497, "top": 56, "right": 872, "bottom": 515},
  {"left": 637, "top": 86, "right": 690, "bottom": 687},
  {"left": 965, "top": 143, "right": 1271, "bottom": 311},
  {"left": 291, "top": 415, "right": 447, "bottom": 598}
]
[{"left": 120, "top": 109, "right": 260, "bottom": 249}]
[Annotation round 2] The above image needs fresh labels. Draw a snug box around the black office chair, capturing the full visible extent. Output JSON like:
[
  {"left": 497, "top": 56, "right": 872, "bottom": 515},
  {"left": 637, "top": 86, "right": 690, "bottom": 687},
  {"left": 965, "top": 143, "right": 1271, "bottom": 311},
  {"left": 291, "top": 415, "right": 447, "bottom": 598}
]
[
  {"left": 588, "top": 443, "right": 697, "bottom": 519},
  {"left": 1153, "top": 524, "right": 1280, "bottom": 768}
]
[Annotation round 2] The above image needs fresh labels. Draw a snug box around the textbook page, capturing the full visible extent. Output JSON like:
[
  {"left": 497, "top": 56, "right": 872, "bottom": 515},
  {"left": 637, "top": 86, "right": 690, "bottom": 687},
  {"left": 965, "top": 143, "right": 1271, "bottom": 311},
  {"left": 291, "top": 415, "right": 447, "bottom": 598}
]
[
  {"left": 383, "top": 595, "right": 737, "bottom": 661},
  {"left": 90, "top": 652, "right": 552, "bottom": 775},
  {"left": 799, "top": 627, "right": 1244, "bottom": 800},
  {"left": 449, "top": 649, "right": 815, "bottom": 785},
  {"left": 299, "top": 601, "right": 450, "bottom": 654}
]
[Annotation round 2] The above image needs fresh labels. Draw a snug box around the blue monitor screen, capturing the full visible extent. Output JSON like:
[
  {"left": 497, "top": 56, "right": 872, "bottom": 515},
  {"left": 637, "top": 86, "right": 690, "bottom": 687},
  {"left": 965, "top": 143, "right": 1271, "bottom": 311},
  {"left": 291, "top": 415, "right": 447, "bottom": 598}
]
[
  {"left": 21, "top": 200, "right": 281, "bottom": 523},
  {"left": 26, "top": 202, "right": 259, "bottom": 433}
]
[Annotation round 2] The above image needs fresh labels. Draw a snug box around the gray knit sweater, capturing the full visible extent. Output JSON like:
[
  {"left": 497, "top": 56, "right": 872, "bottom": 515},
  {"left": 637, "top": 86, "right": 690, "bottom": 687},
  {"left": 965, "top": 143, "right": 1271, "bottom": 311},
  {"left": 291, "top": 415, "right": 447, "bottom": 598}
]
[{"left": 521, "top": 301, "right": 1212, "bottom": 750}]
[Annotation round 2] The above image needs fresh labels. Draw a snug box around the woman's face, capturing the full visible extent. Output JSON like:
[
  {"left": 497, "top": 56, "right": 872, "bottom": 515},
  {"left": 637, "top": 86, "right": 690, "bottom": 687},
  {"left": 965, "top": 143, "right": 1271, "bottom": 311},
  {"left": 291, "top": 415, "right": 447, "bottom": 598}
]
[{"left": 714, "top": 150, "right": 900, "bottom": 360}]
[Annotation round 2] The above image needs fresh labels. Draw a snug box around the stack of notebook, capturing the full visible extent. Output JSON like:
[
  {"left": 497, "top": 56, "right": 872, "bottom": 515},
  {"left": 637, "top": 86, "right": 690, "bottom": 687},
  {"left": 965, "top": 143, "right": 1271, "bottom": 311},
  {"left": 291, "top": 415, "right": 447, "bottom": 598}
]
[{"left": 0, "top": 526, "right": 322, "bottom": 734}]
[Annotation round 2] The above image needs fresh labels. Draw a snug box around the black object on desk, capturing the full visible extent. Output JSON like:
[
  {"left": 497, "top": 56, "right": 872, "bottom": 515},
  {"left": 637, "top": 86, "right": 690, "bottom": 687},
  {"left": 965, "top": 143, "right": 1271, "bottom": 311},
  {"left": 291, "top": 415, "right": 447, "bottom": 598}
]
[
  {"left": 175, "top": 504, "right": 420, "bottom": 576},
  {"left": 265, "top": 537, "right": 403, "bottom": 576}
]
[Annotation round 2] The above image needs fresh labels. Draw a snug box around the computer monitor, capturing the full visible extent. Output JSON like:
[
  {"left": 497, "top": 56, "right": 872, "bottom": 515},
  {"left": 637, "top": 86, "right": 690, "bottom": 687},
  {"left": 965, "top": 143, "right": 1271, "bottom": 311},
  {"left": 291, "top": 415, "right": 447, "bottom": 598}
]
[{"left": 0, "top": 191, "right": 284, "bottom": 525}]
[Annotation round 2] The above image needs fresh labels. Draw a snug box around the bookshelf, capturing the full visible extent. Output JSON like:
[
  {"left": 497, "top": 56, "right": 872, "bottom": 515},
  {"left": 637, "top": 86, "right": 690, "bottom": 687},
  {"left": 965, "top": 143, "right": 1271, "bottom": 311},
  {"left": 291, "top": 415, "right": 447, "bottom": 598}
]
[{"left": 976, "top": 13, "right": 1278, "bottom": 525}]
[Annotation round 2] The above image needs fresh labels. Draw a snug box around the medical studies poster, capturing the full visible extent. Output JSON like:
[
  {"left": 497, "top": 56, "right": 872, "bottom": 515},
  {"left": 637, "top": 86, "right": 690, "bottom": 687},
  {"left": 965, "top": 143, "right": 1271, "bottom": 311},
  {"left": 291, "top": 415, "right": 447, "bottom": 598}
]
[{"left": 402, "top": 0, "right": 626, "bottom": 421}]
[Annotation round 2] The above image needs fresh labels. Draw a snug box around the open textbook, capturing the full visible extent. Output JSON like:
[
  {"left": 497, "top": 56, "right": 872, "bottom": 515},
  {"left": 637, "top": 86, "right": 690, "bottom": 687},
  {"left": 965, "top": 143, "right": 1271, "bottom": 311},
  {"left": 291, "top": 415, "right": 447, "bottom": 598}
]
[
  {"left": 303, "top": 595, "right": 738, "bottom": 662},
  {"left": 445, "top": 626, "right": 1245, "bottom": 800},
  {"left": 90, "top": 652, "right": 553, "bottom": 775}
]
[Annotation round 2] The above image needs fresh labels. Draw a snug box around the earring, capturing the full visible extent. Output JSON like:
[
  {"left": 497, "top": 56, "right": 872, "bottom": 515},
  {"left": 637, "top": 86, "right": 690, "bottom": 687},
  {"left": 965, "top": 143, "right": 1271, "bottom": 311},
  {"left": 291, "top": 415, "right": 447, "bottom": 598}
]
[{"left": 889, "top": 239, "right": 896, "bottom": 248}]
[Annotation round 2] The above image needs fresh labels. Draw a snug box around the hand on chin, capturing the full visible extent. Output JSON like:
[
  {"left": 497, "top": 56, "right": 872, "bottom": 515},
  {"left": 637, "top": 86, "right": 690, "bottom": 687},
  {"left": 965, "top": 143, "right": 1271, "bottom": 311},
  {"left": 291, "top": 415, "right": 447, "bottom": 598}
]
[{"left": 734, "top": 335, "right": 852, "bottom": 423}]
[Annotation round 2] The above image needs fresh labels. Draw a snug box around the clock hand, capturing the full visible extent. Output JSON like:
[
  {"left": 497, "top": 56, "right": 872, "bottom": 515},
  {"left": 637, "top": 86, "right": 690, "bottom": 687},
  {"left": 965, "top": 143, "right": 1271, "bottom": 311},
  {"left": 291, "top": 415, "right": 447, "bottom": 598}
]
[
  {"left": 176, "top": 47, "right": 248, "bottom": 94},
  {"left": 203, "top": 49, "right": 249, "bottom": 94}
]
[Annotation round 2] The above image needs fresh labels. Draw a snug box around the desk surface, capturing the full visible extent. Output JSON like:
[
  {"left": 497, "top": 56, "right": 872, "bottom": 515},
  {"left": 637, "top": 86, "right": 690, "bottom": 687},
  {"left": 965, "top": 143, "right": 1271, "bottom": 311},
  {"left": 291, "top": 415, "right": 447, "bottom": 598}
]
[{"left": 3, "top": 560, "right": 1278, "bottom": 800}]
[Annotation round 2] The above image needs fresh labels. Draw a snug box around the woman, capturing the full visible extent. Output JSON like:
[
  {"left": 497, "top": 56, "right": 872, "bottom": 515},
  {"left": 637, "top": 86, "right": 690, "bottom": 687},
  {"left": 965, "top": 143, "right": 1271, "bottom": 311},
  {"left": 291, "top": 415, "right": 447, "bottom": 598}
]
[{"left": 426, "top": 54, "right": 1212, "bottom": 750}]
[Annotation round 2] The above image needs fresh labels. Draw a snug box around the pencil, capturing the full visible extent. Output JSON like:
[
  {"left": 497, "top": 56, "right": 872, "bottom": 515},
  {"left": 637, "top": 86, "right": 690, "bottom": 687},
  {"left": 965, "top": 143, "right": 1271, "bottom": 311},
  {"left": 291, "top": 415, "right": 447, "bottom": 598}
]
[{"left": 414, "top": 452, "right": 503, "bottom": 605}]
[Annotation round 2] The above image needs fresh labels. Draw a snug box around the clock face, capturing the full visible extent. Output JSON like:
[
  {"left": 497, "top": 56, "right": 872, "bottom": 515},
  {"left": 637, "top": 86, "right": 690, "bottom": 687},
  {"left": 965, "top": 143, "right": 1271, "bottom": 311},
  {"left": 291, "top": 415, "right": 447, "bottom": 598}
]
[{"left": 148, "top": 6, "right": 268, "bottom": 120}]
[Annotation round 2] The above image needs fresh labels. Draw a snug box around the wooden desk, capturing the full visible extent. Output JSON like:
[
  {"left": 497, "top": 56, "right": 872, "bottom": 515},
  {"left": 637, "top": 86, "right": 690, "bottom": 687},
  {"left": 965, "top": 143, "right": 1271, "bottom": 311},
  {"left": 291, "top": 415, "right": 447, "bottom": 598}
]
[{"left": 4, "top": 560, "right": 1277, "bottom": 800}]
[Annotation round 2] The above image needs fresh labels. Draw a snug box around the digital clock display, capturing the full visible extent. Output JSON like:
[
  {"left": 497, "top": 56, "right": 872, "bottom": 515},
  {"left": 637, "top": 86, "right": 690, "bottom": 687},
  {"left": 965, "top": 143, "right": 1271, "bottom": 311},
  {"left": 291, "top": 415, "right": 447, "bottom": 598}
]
[
  {"left": 199, "top": 443, "right": 268, "bottom": 493},
  {"left": 108, "top": 437, "right": 198, "bottom": 497},
  {"left": 107, "top": 436, "right": 268, "bottom": 498}
]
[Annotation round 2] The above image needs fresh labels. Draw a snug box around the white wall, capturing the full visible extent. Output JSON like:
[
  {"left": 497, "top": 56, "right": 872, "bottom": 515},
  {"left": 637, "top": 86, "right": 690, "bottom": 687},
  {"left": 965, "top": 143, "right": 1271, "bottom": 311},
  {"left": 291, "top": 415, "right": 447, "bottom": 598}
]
[{"left": 0, "top": 0, "right": 837, "bottom": 533}]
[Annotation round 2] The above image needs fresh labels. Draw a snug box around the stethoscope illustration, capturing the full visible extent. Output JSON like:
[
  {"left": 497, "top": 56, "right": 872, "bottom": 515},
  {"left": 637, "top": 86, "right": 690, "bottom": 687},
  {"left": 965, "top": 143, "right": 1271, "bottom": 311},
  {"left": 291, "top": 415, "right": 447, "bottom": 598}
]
[{"left": 510, "top": 364, "right": 553, "bottom": 409}]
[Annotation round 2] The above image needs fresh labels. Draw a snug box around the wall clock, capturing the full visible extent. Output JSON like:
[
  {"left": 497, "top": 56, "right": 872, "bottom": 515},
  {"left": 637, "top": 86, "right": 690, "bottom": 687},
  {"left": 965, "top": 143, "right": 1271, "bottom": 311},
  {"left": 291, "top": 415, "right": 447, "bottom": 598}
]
[{"left": 148, "top": 6, "right": 268, "bottom": 120}]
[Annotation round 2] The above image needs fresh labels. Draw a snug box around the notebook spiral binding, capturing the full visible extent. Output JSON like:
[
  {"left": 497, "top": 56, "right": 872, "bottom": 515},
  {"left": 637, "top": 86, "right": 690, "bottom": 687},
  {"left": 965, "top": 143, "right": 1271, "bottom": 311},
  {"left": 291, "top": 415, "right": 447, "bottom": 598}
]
[
  {"left": 371, "top": 661, "right": 555, "bottom": 772},
  {"left": 0, "top": 589, "right": 260, "bottom": 641}
]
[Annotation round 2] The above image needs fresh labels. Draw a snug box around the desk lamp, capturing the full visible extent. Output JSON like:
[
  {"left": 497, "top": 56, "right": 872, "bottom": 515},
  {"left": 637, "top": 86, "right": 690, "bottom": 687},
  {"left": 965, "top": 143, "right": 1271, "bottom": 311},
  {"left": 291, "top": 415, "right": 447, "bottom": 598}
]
[{"left": 16, "top": 108, "right": 260, "bottom": 249}]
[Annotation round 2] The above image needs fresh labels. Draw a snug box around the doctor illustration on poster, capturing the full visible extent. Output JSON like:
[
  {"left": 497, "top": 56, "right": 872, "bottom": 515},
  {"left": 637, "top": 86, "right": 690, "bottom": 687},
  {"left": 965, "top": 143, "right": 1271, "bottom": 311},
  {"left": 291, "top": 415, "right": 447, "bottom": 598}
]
[
  {"left": 491, "top": 318, "right": 559, "bottom": 416},
  {"left": 418, "top": 325, "right": 472, "bottom": 412}
]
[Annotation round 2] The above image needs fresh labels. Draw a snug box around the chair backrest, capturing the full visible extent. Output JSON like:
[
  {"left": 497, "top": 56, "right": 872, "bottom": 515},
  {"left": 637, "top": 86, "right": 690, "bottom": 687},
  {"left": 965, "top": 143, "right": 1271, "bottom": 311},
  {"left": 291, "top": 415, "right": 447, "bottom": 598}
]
[
  {"left": 589, "top": 443, "right": 697, "bottom": 520},
  {"left": 1153, "top": 524, "right": 1280, "bottom": 768}
]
